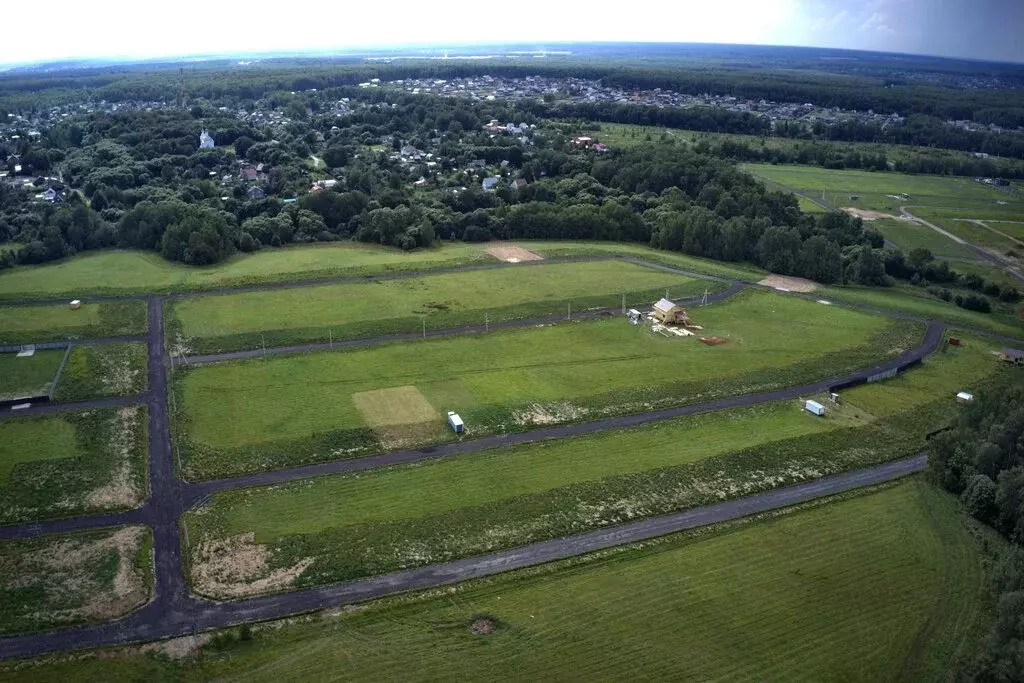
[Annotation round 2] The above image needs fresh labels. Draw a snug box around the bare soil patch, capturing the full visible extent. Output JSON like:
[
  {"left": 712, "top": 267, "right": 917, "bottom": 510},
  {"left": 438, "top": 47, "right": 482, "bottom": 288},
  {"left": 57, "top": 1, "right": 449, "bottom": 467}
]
[
  {"left": 758, "top": 274, "right": 819, "bottom": 293},
  {"left": 470, "top": 617, "right": 495, "bottom": 635},
  {"left": 486, "top": 245, "right": 544, "bottom": 263},
  {"left": 842, "top": 208, "right": 896, "bottom": 221}
]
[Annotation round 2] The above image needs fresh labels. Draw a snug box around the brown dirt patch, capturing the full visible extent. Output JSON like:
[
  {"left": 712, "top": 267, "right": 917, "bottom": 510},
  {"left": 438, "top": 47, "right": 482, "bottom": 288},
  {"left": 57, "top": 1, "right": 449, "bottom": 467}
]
[
  {"left": 842, "top": 207, "right": 896, "bottom": 221},
  {"left": 190, "top": 532, "right": 313, "bottom": 599},
  {"left": 470, "top": 618, "right": 495, "bottom": 635},
  {"left": 486, "top": 245, "right": 544, "bottom": 263},
  {"left": 758, "top": 274, "right": 819, "bottom": 293}
]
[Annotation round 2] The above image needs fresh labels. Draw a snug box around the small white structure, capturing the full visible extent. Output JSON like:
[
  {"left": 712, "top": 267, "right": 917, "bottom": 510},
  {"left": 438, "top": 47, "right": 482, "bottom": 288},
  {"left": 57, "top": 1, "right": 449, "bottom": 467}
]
[
  {"left": 447, "top": 411, "right": 464, "bottom": 434},
  {"left": 199, "top": 129, "right": 215, "bottom": 149},
  {"left": 627, "top": 309, "right": 642, "bottom": 325},
  {"left": 956, "top": 391, "right": 974, "bottom": 404},
  {"left": 829, "top": 392, "right": 840, "bottom": 404},
  {"left": 804, "top": 400, "right": 826, "bottom": 417},
  {"left": 70, "top": 299, "right": 81, "bottom": 310}
]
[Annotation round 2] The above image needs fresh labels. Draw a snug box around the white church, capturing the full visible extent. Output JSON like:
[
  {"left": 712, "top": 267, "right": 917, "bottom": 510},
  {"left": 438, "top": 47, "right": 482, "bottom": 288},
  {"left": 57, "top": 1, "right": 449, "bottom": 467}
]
[{"left": 199, "top": 129, "right": 215, "bottom": 149}]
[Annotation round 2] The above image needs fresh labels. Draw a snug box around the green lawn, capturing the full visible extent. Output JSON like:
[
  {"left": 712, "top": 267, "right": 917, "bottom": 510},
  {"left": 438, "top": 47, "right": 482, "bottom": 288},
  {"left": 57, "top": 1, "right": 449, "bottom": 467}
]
[
  {"left": 175, "top": 291, "right": 913, "bottom": 478},
  {"left": 0, "top": 350, "right": 63, "bottom": 401},
  {"left": 917, "top": 213, "right": 1021, "bottom": 254},
  {"left": 170, "top": 260, "right": 709, "bottom": 353},
  {"left": 0, "top": 244, "right": 491, "bottom": 300},
  {"left": 871, "top": 218, "right": 979, "bottom": 260},
  {"left": 0, "top": 301, "right": 146, "bottom": 344},
  {"left": 0, "top": 407, "right": 148, "bottom": 524},
  {"left": 52, "top": 343, "right": 148, "bottom": 402},
  {"left": 0, "top": 526, "right": 151, "bottom": 635},
  {"left": 33, "top": 480, "right": 988, "bottom": 680}
]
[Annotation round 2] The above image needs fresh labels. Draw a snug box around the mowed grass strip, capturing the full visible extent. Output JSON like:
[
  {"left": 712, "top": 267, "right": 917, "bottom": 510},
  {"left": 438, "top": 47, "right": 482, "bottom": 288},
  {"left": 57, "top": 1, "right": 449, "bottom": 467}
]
[
  {"left": 53, "top": 483, "right": 971, "bottom": 681},
  {"left": 0, "top": 526, "right": 151, "bottom": 635},
  {"left": 0, "top": 350, "right": 63, "bottom": 400},
  {"left": 0, "top": 300, "right": 146, "bottom": 344},
  {"left": 0, "top": 243, "right": 490, "bottom": 300},
  {"left": 169, "top": 260, "right": 706, "bottom": 351},
  {"left": 178, "top": 291, "right": 891, "bottom": 451}
]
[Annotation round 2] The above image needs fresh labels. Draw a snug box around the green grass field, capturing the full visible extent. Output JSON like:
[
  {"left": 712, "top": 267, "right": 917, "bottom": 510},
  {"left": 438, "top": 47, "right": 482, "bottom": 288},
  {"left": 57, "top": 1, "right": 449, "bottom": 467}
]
[
  {"left": 0, "top": 244, "right": 491, "bottom": 300},
  {"left": 25, "top": 480, "right": 988, "bottom": 680},
  {"left": 0, "top": 526, "right": 151, "bottom": 635},
  {"left": 0, "top": 350, "right": 63, "bottom": 401},
  {"left": 0, "top": 406, "right": 148, "bottom": 524},
  {"left": 174, "top": 291, "right": 916, "bottom": 478},
  {"left": 52, "top": 343, "right": 148, "bottom": 402},
  {"left": 169, "top": 260, "right": 710, "bottom": 353},
  {"left": 871, "top": 218, "right": 980, "bottom": 260},
  {"left": 0, "top": 301, "right": 146, "bottom": 344}
]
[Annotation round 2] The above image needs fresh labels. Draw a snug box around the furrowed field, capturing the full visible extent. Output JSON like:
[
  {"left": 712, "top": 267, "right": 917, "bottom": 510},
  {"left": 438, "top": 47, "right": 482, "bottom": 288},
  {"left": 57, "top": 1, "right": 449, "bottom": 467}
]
[
  {"left": 0, "top": 406, "right": 148, "bottom": 524},
  {"left": 173, "top": 290, "right": 921, "bottom": 478},
  {"left": 181, "top": 331, "right": 1009, "bottom": 597},
  {"left": 0, "top": 301, "right": 147, "bottom": 344},
  {"left": 15, "top": 481, "right": 988, "bottom": 680},
  {"left": 169, "top": 260, "right": 713, "bottom": 353}
]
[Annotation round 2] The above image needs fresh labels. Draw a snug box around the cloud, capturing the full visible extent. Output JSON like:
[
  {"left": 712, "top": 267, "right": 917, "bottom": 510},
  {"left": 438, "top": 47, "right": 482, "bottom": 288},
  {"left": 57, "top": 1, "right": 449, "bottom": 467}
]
[{"left": 859, "top": 11, "right": 895, "bottom": 34}]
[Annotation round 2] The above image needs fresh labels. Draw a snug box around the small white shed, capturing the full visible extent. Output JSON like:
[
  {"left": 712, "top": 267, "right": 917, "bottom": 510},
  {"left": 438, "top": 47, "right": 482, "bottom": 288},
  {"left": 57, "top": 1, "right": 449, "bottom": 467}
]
[
  {"left": 627, "top": 309, "right": 642, "bottom": 324},
  {"left": 70, "top": 299, "right": 81, "bottom": 310},
  {"left": 956, "top": 391, "right": 974, "bottom": 404},
  {"left": 447, "top": 411, "right": 464, "bottom": 434},
  {"left": 804, "top": 400, "right": 826, "bottom": 417}
]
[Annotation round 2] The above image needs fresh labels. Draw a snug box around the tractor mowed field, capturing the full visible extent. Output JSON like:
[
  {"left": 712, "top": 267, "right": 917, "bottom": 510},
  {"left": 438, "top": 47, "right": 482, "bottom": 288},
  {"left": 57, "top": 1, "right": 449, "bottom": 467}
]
[
  {"left": 0, "top": 406, "right": 148, "bottom": 524},
  {"left": 0, "top": 300, "right": 147, "bottom": 345},
  {"left": 169, "top": 260, "right": 710, "bottom": 353},
  {"left": 38, "top": 480, "right": 987, "bottom": 681},
  {"left": 174, "top": 290, "right": 918, "bottom": 479},
  {"left": 0, "top": 349, "right": 64, "bottom": 401},
  {"left": 181, "top": 330, "right": 1004, "bottom": 597},
  {"left": 0, "top": 243, "right": 490, "bottom": 300},
  {"left": 0, "top": 526, "right": 152, "bottom": 636}
]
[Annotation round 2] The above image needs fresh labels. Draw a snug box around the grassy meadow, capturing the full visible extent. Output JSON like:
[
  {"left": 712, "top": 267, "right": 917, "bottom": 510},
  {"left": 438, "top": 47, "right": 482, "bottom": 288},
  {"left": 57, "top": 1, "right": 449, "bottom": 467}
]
[
  {"left": 52, "top": 343, "right": 148, "bottom": 402},
  {"left": 0, "top": 350, "right": 63, "bottom": 401},
  {"left": 0, "top": 243, "right": 491, "bottom": 300},
  {"left": 34, "top": 481, "right": 988, "bottom": 680},
  {"left": 169, "top": 260, "right": 711, "bottom": 353},
  {"left": 871, "top": 217, "right": 980, "bottom": 260},
  {"left": 0, "top": 526, "right": 151, "bottom": 635},
  {"left": 174, "top": 291, "right": 919, "bottom": 478},
  {"left": 181, "top": 328, "right": 1007, "bottom": 596},
  {"left": 0, "top": 301, "right": 146, "bottom": 344},
  {"left": 0, "top": 406, "right": 148, "bottom": 524}
]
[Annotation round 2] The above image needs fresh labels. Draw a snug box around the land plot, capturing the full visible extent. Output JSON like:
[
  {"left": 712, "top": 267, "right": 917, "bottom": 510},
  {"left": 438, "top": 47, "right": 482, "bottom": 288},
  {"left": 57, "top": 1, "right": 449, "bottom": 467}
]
[
  {"left": 175, "top": 291, "right": 913, "bottom": 478},
  {"left": 0, "top": 406, "right": 148, "bottom": 524},
  {"left": 52, "top": 343, "right": 148, "bottom": 402},
  {"left": 0, "top": 526, "right": 151, "bottom": 635},
  {"left": 183, "top": 332, "right": 993, "bottom": 596},
  {"left": 10, "top": 482, "right": 987, "bottom": 680},
  {"left": 169, "top": 260, "right": 708, "bottom": 353},
  {"left": 0, "top": 349, "right": 63, "bottom": 401},
  {"left": 0, "top": 243, "right": 490, "bottom": 300},
  {"left": 0, "top": 300, "right": 146, "bottom": 344},
  {"left": 870, "top": 218, "right": 979, "bottom": 259},
  {"left": 918, "top": 213, "right": 1021, "bottom": 255}
]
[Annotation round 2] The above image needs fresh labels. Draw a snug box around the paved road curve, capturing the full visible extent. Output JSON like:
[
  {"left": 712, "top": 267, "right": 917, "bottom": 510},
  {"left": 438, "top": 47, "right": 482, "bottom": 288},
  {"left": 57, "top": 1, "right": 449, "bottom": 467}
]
[{"left": 0, "top": 453, "right": 925, "bottom": 660}]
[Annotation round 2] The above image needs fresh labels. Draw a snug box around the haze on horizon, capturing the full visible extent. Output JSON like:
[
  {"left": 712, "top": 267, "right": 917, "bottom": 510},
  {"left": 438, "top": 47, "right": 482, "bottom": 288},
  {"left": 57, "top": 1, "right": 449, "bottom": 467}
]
[{"left": 2, "top": 0, "right": 1022, "bottom": 66}]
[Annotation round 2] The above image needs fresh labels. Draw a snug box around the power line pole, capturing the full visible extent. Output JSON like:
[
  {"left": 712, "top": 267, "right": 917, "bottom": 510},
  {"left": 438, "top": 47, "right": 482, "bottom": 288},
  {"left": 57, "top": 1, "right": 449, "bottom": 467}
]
[
  {"left": 422, "top": 319, "right": 426, "bottom": 339},
  {"left": 485, "top": 313, "right": 489, "bottom": 333},
  {"left": 568, "top": 302, "right": 571, "bottom": 322},
  {"left": 262, "top": 334, "right": 266, "bottom": 360}
]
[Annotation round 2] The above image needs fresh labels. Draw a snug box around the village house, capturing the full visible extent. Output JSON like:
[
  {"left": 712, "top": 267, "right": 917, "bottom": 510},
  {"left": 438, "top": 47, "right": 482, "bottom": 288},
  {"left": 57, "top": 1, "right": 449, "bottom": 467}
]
[
  {"left": 199, "top": 129, "right": 215, "bottom": 149},
  {"left": 246, "top": 186, "right": 266, "bottom": 200},
  {"left": 482, "top": 176, "right": 501, "bottom": 192}
]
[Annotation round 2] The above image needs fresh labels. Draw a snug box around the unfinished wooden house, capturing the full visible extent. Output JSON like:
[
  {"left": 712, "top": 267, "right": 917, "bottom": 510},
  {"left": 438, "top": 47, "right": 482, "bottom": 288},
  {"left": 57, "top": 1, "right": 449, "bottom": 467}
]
[{"left": 652, "top": 298, "right": 689, "bottom": 325}]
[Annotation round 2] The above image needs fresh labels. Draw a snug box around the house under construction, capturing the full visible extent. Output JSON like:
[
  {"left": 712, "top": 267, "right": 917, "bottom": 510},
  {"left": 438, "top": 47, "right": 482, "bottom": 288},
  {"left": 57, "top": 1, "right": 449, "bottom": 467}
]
[{"left": 652, "top": 298, "right": 689, "bottom": 325}]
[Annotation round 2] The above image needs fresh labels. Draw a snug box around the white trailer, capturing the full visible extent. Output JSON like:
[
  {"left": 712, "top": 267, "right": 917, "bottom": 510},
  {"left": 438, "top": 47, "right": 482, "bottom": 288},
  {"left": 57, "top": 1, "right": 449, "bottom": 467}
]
[
  {"left": 804, "top": 400, "right": 826, "bottom": 417},
  {"left": 447, "top": 411, "right": 464, "bottom": 434}
]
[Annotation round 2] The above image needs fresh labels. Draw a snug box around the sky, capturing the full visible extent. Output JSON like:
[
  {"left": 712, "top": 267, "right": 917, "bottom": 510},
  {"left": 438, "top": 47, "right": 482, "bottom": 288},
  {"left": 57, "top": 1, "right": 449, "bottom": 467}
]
[{"left": 2, "top": 0, "right": 1022, "bottom": 65}]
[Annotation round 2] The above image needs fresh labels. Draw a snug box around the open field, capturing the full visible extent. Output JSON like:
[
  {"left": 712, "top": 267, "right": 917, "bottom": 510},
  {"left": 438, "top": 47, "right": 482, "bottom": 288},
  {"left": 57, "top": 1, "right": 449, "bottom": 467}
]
[
  {"left": 181, "top": 328, "right": 1005, "bottom": 596},
  {"left": 36, "top": 480, "right": 986, "bottom": 680},
  {"left": 0, "top": 406, "right": 147, "bottom": 524},
  {"left": 52, "top": 343, "right": 148, "bottom": 402},
  {"left": 0, "top": 244, "right": 491, "bottom": 300},
  {"left": 910, "top": 210, "right": 1021, "bottom": 256},
  {"left": 870, "top": 218, "right": 980, "bottom": 260},
  {"left": 0, "top": 526, "right": 151, "bottom": 636},
  {"left": 0, "top": 350, "right": 63, "bottom": 401},
  {"left": 0, "top": 301, "right": 146, "bottom": 344},
  {"left": 174, "top": 291, "right": 917, "bottom": 478},
  {"left": 169, "top": 260, "right": 709, "bottom": 353}
]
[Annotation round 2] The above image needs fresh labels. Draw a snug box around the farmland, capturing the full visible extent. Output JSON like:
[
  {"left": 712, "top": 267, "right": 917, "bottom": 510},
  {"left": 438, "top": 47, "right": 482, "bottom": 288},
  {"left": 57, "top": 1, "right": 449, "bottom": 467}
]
[
  {"left": 0, "top": 526, "right": 151, "bottom": 636},
  {"left": 0, "top": 350, "right": 63, "bottom": 401},
  {"left": 0, "top": 244, "right": 490, "bottom": 300},
  {"left": 173, "top": 290, "right": 916, "bottom": 478},
  {"left": 169, "top": 260, "right": 711, "bottom": 353},
  {"left": 0, "top": 301, "right": 147, "bottom": 344},
  {"left": 182, "top": 327, "right": 1004, "bottom": 596},
  {"left": 15, "top": 481, "right": 988, "bottom": 680},
  {"left": 0, "top": 407, "right": 148, "bottom": 525}
]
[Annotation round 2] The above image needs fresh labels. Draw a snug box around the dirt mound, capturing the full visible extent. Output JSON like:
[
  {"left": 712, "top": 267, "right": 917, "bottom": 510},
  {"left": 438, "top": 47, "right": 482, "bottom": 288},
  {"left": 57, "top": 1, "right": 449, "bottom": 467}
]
[
  {"left": 470, "top": 618, "right": 495, "bottom": 635},
  {"left": 758, "top": 274, "right": 819, "bottom": 293},
  {"left": 842, "top": 207, "right": 896, "bottom": 221},
  {"left": 486, "top": 245, "right": 543, "bottom": 263}
]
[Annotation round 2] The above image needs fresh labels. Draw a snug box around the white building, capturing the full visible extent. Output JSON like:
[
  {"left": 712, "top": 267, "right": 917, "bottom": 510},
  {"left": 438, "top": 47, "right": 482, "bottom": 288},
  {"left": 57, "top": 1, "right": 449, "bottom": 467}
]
[{"left": 199, "top": 129, "right": 215, "bottom": 149}]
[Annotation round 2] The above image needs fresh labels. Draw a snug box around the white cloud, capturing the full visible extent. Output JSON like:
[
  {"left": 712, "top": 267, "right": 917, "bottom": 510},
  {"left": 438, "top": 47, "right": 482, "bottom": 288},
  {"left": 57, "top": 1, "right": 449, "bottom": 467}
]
[{"left": 859, "top": 11, "right": 895, "bottom": 34}]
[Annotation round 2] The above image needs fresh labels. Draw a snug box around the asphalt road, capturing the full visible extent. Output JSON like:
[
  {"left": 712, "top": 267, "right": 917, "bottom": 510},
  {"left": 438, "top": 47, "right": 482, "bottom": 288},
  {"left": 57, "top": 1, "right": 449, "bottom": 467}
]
[
  {"left": 0, "top": 335, "right": 147, "bottom": 354},
  {"left": 0, "top": 453, "right": 926, "bottom": 660}
]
